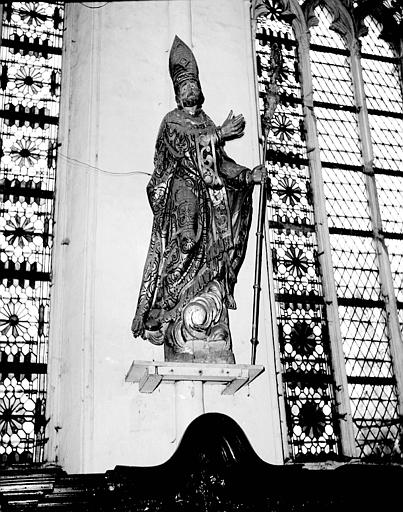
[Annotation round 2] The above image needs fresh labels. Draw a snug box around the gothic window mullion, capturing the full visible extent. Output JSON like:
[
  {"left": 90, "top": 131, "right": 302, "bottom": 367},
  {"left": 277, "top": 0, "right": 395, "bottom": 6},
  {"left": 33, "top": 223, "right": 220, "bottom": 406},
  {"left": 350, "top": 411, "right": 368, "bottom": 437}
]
[
  {"left": 299, "top": 20, "right": 356, "bottom": 459},
  {"left": 349, "top": 30, "right": 403, "bottom": 419}
]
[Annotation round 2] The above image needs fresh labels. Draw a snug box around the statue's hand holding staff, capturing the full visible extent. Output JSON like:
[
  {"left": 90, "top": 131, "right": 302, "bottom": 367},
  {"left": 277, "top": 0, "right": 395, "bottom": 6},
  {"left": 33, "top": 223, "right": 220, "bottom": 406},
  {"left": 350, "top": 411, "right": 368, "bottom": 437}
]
[
  {"left": 245, "top": 164, "right": 267, "bottom": 186},
  {"left": 250, "top": 164, "right": 267, "bottom": 184},
  {"left": 219, "top": 110, "right": 246, "bottom": 141},
  {"left": 131, "top": 316, "right": 144, "bottom": 338}
]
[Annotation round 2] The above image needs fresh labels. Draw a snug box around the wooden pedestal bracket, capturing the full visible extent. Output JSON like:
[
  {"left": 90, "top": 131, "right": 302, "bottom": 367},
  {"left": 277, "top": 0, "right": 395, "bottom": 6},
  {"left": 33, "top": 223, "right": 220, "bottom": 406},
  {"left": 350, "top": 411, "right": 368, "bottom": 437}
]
[{"left": 126, "top": 361, "right": 265, "bottom": 395}]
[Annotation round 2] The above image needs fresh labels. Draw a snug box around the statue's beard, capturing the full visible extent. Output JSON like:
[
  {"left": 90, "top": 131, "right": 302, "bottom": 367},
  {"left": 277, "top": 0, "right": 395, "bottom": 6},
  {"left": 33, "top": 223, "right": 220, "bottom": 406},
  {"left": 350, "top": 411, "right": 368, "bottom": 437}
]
[
  {"left": 179, "top": 87, "right": 205, "bottom": 108},
  {"left": 181, "top": 91, "right": 200, "bottom": 107}
]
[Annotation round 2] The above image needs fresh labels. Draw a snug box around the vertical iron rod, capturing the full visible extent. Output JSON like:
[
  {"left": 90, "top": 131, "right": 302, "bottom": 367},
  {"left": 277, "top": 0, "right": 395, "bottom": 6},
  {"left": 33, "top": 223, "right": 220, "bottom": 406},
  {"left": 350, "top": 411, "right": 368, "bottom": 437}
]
[
  {"left": 250, "top": 42, "right": 282, "bottom": 365},
  {"left": 250, "top": 132, "right": 268, "bottom": 365}
]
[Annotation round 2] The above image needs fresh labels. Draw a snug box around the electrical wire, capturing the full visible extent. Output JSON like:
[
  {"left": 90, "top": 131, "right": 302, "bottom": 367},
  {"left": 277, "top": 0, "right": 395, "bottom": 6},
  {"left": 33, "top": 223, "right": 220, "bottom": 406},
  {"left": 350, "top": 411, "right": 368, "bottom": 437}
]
[
  {"left": 79, "top": 2, "right": 110, "bottom": 9},
  {"left": 59, "top": 153, "right": 152, "bottom": 177}
]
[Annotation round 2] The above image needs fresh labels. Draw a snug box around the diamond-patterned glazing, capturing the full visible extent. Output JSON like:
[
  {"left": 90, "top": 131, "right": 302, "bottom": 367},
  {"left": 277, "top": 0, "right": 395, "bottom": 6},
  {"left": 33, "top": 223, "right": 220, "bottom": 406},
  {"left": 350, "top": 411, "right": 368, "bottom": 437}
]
[
  {"left": 349, "top": 381, "right": 400, "bottom": 459},
  {"left": 360, "top": 16, "right": 403, "bottom": 338},
  {"left": 322, "top": 168, "right": 371, "bottom": 231},
  {"left": 375, "top": 175, "right": 403, "bottom": 234},
  {"left": 330, "top": 235, "right": 382, "bottom": 302},
  {"left": 361, "top": 17, "right": 403, "bottom": 208},
  {"left": 387, "top": 239, "right": 403, "bottom": 304},
  {"left": 361, "top": 16, "right": 403, "bottom": 348},
  {"left": 341, "top": 306, "right": 392, "bottom": 378},
  {"left": 368, "top": 114, "right": 403, "bottom": 172},
  {"left": 341, "top": 304, "right": 399, "bottom": 459},
  {"left": 313, "top": 108, "right": 362, "bottom": 167},
  {"left": 310, "top": 8, "right": 362, "bottom": 168},
  {"left": 309, "top": 4, "right": 401, "bottom": 459},
  {"left": 310, "top": 55, "right": 355, "bottom": 108}
]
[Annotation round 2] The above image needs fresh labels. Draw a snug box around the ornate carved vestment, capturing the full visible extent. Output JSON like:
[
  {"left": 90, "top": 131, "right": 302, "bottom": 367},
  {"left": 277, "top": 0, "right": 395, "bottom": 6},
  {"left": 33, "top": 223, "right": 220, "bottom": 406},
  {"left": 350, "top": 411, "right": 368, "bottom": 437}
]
[
  {"left": 132, "top": 36, "right": 254, "bottom": 362},
  {"left": 133, "top": 108, "right": 253, "bottom": 363}
]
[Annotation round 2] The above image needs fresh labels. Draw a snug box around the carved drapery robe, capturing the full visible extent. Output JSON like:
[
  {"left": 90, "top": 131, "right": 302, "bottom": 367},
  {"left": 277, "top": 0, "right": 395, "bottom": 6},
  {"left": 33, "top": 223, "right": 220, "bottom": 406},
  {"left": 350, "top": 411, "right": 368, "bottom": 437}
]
[{"left": 134, "top": 108, "right": 253, "bottom": 362}]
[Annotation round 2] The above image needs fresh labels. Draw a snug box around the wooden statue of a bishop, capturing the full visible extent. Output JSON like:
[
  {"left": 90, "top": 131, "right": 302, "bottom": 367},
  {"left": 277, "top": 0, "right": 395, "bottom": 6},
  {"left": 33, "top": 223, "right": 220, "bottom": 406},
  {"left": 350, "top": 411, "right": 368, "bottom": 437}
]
[{"left": 132, "top": 36, "right": 265, "bottom": 363}]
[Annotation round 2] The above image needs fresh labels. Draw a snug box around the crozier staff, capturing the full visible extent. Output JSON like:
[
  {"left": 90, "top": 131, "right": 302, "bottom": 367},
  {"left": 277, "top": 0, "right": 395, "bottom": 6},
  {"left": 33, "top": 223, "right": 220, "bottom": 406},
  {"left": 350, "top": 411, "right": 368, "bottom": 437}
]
[{"left": 132, "top": 36, "right": 265, "bottom": 363}]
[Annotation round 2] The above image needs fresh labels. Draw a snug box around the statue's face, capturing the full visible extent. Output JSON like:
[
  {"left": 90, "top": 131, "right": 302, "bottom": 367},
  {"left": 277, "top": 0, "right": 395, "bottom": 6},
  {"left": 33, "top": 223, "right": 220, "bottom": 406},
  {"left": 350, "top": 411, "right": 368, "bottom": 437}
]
[{"left": 178, "top": 79, "right": 202, "bottom": 107}]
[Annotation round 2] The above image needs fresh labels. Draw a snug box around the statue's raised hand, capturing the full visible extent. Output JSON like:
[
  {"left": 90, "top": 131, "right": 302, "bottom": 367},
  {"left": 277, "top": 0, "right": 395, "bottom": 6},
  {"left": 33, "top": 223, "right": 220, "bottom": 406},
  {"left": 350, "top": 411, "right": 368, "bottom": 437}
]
[{"left": 219, "top": 110, "right": 245, "bottom": 141}]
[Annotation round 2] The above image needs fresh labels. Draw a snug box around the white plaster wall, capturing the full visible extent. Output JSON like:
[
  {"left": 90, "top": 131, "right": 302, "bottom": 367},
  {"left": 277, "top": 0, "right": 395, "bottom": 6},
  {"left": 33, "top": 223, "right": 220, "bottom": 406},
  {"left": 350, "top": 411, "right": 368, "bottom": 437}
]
[{"left": 47, "top": 0, "right": 283, "bottom": 473}]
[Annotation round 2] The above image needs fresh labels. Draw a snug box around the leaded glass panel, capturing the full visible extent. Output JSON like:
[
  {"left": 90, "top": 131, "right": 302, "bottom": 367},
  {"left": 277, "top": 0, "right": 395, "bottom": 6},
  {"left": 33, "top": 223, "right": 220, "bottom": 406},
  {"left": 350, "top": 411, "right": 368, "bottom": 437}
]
[
  {"left": 342, "top": 302, "right": 398, "bottom": 458},
  {"left": 360, "top": 16, "right": 403, "bottom": 341},
  {"left": 0, "top": 2, "right": 64, "bottom": 464},
  {"left": 388, "top": 239, "right": 403, "bottom": 303},
  {"left": 256, "top": 4, "right": 340, "bottom": 461},
  {"left": 322, "top": 168, "right": 371, "bottom": 232},
  {"left": 360, "top": 18, "right": 403, "bottom": 231},
  {"left": 329, "top": 235, "right": 382, "bottom": 302},
  {"left": 309, "top": 4, "right": 400, "bottom": 459}
]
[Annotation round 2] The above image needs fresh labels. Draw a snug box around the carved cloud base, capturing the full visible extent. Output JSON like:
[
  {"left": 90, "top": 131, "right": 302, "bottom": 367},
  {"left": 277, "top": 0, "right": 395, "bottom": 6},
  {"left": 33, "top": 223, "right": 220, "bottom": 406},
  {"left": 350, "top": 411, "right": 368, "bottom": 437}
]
[{"left": 164, "top": 338, "right": 235, "bottom": 364}]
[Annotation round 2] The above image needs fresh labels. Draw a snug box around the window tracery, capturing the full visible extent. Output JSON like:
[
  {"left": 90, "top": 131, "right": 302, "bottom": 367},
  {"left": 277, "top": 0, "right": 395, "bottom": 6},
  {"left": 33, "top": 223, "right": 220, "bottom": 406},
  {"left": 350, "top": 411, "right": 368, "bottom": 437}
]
[{"left": 254, "top": 0, "right": 403, "bottom": 461}]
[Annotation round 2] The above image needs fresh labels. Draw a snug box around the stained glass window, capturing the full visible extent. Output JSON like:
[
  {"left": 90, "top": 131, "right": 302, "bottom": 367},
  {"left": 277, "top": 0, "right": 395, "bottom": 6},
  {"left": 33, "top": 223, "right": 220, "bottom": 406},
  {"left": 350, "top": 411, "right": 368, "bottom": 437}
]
[
  {"left": 254, "top": 0, "right": 403, "bottom": 461},
  {"left": 0, "top": 2, "right": 64, "bottom": 464},
  {"left": 256, "top": 3, "right": 340, "bottom": 461}
]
